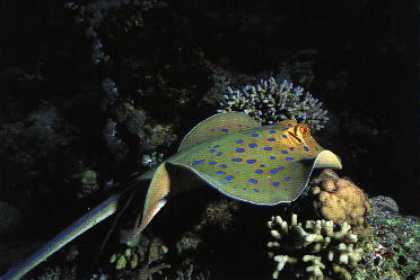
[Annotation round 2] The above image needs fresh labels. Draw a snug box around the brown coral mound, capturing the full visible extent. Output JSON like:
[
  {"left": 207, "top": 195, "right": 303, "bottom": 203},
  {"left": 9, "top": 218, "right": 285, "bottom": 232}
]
[{"left": 311, "top": 169, "right": 370, "bottom": 230}]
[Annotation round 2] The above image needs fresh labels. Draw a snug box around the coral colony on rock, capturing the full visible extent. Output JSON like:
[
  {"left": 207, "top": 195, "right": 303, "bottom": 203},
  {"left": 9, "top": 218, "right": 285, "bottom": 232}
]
[
  {"left": 218, "top": 77, "right": 329, "bottom": 131},
  {"left": 0, "top": 1, "right": 418, "bottom": 280}
]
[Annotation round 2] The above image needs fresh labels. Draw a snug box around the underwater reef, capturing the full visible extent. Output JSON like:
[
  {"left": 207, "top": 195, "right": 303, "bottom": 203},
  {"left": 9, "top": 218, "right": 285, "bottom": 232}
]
[
  {"left": 0, "top": 0, "right": 418, "bottom": 279},
  {"left": 218, "top": 77, "right": 329, "bottom": 131}
]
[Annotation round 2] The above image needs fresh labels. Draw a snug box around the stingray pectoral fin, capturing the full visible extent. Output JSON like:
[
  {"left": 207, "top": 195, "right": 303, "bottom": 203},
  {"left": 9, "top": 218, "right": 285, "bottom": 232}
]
[
  {"left": 125, "top": 162, "right": 170, "bottom": 243},
  {"left": 313, "top": 150, "right": 342, "bottom": 170}
]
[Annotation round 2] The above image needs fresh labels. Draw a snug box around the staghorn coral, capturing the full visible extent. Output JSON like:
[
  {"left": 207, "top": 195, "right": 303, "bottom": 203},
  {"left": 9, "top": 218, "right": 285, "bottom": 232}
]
[
  {"left": 267, "top": 213, "right": 363, "bottom": 280},
  {"left": 218, "top": 76, "right": 329, "bottom": 131},
  {"left": 311, "top": 169, "right": 370, "bottom": 230}
]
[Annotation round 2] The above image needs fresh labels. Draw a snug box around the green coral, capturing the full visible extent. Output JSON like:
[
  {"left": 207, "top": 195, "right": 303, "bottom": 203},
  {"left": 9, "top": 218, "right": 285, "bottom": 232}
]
[
  {"left": 109, "top": 236, "right": 170, "bottom": 279},
  {"left": 267, "top": 213, "right": 363, "bottom": 280}
]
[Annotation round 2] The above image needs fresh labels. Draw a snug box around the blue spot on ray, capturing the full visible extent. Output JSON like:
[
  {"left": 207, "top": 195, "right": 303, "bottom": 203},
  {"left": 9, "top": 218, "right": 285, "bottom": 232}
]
[
  {"left": 235, "top": 147, "right": 245, "bottom": 153},
  {"left": 219, "top": 164, "right": 228, "bottom": 168},
  {"left": 225, "top": 175, "right": 234, "bottom": 181},
  {"left": 270, "top": 168, "right": 279, "bottom": 175},
  {"left": 251, "top": 133, "right": 259, "bottom": 137},
  {"left": 208, "top": 161, "right": 217, "bottom": 165},
  {"left": 269, "top": 129, "right": 276, "bottom": 134},
  {"left": 248, "top": 178, "right": 258, "bottom": 184},
  {"left": 246, "top": 159, "right": 256, "bottom": 164},
  {"left": 253, "top": 188, "right": 260, "bottom": 193},
  {"left": 221, "top": 128, "right": 229, "bottom": 133},
  {"left": 255, "top": 169, "right": 263, "bottom": 174},
  {"left": 269, "top": 155, "right": 276, "bottom": 160},
  {"left": 264, "top": 146, "right": 273, "bottom": 151},
  {"left": 304, "top": 146, "right": 310, "bottom": 152},
  {"left": 284, "top": 176, "right": 291, "bottom": 182},
  {"left": 236, "top": 139, "right": 244, "bottom": 144},
  {"left": 232, "top": 158, "right": 242, "bottom": 162},
  {"left": 209, "top": 148, "right": 216, "bottom": 153},
  {"left": 260, "top": 164, "right": 266, "bottom": 167},
  {"left": 216, "top": 170, "right": 225, "bottom": 175},
  {"left": 270, "top": 166, "right": 285, "bottom": 174},
  {"left": 267, "top": 137, "right": 276, "bottom": 142},
  {"left": 272, "top": 181, "right": 280, "bottom": 187},
  {"left": 192, "top": 159, "right": 204, "bottom": 166},
  {"left": 285, "top": 156, "right": 294, "bottom": 161},
  {"left": 249, "top": 143, "right": 257, "bottom": 148},
  {"left": 280, "top": 150, "right": 288, "bottom": 154}
]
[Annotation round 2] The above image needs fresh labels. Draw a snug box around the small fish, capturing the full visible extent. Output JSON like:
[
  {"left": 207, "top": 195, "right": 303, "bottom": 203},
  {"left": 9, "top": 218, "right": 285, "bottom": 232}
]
[{"left": 1, "top": 112, "right": 342, "bottom": 280}]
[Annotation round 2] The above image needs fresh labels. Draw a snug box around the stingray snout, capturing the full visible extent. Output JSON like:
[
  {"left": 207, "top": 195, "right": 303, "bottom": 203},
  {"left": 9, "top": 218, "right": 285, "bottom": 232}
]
[{"left": 313, "top": 150, "right": 343, "bottom": 170}]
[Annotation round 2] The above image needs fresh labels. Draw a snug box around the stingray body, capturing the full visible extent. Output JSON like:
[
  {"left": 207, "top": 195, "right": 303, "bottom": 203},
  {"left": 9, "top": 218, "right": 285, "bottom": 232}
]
[{"left": 0, "top": 112, "right": 342, "bottom": 280}]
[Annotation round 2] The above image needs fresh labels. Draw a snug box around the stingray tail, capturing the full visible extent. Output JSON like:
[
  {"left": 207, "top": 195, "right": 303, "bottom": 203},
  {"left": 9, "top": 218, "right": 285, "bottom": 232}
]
[{"left": 0, "top": 193, "right": 122, "bottom": 280}]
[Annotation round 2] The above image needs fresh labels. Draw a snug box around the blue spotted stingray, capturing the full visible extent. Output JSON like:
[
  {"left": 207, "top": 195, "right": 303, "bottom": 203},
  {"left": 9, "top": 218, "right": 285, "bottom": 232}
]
[{"left": 1, "top": 112, "right": 342, "bottom": 280}]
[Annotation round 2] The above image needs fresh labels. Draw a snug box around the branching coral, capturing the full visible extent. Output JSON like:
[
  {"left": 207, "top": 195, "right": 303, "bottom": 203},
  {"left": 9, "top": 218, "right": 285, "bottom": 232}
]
[
  {"left": 311, "top": 169, "right": 370, "bottom": 230},
  {"left": 218, "top": 77, "right": 329, "bottom": 130},
  {"left": 267, "top": 213, "right": 363, "bottom": 280}
]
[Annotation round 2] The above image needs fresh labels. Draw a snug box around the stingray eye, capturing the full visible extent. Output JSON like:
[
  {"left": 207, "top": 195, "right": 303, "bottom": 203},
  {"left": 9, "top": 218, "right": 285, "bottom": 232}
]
[{"left": 299, "top": 125, "right": 310, "bottom": 135}]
